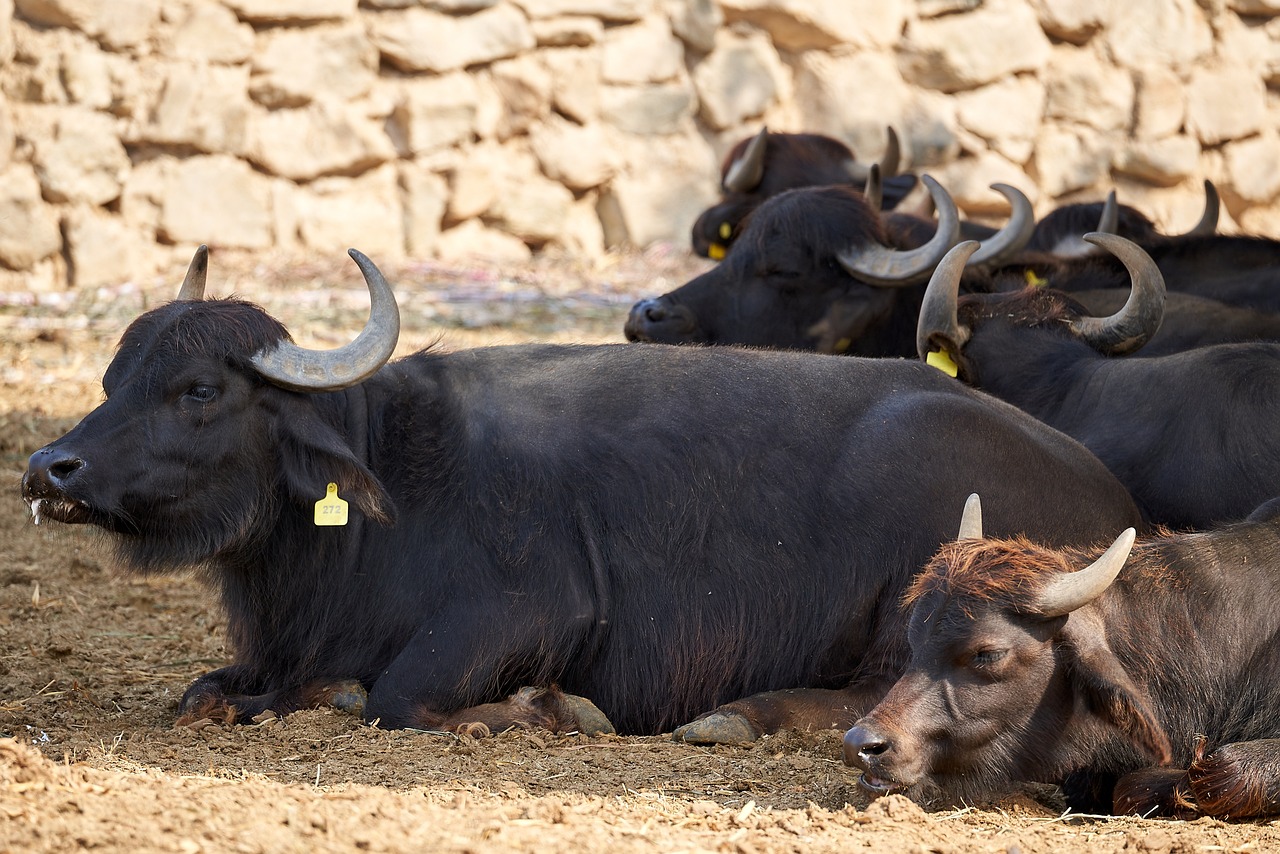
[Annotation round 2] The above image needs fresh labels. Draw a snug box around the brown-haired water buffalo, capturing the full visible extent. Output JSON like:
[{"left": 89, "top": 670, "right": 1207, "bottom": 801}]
[
  {"left": 22, "top": 247, "right": 1141, "bottom": 738},
  {"left": 845, "top": 494, "right": 1280, "bottom": 819},
  {"left": 692, "top": 127, "right": 917, "bottom": 259},
  {"left": 917, "top": 235, "right": 1280, "bottom": 529}
]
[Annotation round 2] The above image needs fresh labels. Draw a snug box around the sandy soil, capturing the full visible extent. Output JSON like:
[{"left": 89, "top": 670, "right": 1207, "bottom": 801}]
[{"left": 1, "top": 247, "right": 1277, "bottom": 853}]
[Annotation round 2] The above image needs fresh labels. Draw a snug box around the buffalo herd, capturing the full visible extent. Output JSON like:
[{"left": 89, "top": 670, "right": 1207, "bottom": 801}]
[{"left": 22, "top": 126, "right": 1280, "bottom": 821}]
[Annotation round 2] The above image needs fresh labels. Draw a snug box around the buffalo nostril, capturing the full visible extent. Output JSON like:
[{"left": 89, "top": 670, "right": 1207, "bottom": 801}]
[
  {"left": 643, "top": 303, "right": 667, "bottom": 323},
  {"left": 843, "top": 724, "right": 893, "bottom": 766},
  {"left": 49, "top": 457, "right": 84, "bottom": 482}
]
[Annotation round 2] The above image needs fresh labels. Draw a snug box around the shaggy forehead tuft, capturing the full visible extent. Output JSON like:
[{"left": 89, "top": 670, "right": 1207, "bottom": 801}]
[{"left": 905, "top": 536, "right": 1087, "bottom": 611}]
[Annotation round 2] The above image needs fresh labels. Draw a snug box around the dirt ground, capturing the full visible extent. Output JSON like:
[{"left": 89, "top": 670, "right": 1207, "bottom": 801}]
[{"left": 1, "top": 247, "right": 1277, "bottom": 853}]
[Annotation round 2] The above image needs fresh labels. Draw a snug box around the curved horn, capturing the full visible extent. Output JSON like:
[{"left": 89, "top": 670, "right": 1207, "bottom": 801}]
[
  {"left": 966, "top": 184, "right": 1035, "bottom": 267},
  {"left": 1181, "top": 179, "right": 1219, "bottom": 237},
  {"left": 838, "top": 175, "right": 960, "bottom": 287},
  {"left": 864, "top": 163, "right": 883, "bottom": 212},
  {"left": 915, "top": 240, "right": 979, "bottom": 360},
  {"left": 1069, "top": 233, "right": 1166, "bottom": 355},
  {"left": 250, "top": 249, "right": 401, "bottom": 393},
  {"left": 177, "top": 245, "right": 209, "bottom": 301},
  {"left": 1034, "top": 528, "right": 1136, "bottom": 618},
  {"left": 723, "top": 127, "right": 768, "bottom": 194},
  {"left": 847, "top": 126, "right": 902, "bottom": 182},
  {"left": 1097, "top": 190, "right": 1119, "bottom": 235},
  {"left": 957, "top": 493, "right": 982, "bottom": 540}
]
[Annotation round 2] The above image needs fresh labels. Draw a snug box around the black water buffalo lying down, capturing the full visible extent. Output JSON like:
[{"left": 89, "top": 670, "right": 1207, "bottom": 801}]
[
  {"left": 22, "top": 247, "right": 1142, "bottom": 737},
  {"left": 845, "top": 494, "right": 1280, "bottom": 819},
  {"left": 917, "top": 235, "right": 1280, "bottom": 529},
  {"left": 692, "top": 127, "right": 917, "bottom": 259},
  {"left": 628, "top": 177, "right": 1033, "bottom": 355}
]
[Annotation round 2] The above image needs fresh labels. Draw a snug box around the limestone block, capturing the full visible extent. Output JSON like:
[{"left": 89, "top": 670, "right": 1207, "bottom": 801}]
[
  {"left": 1105, "top": 0, "right": 1211, "bottom": 72},
  {"left": 0, "top": 0, "right": 13, "bottom": 67},
  {"left": 794, "top": 51, "right": 910, "bottom": 160},
  {"left": 0, "top": 164, "right": 62, "bottom": 270},
  {"left": 531, "top": 15, "right": 603, "bottom": 46},
  {"left": 389, "top": 73, "right": 480, "bottom": 157},
  {"left": 548, "top": 190, "right": 605, "bottom": 257},
  {"left": 271, "top": 178, "right": 301, "bottom": 251},
  {"left": 435, "top": 218, "right": 532, "bottom": 262},
  {"left": 484, "top": 158, "right": 575, "bottom": 242},
  {"left": 62, "top": 205, "right": 135, "bottom": 288},
  {"left": 158, "top": 155, "right": 273, "bottom": 249},
  {"left": 1224, "top": 130, "right": 1280, "bottom": 204},
  {"left": 472, "top": 72, "right": 506, "bottom": 140},
  {"left": 248, "top": 100, "right": 396, "bottom": 182},
  {"left": 370, "top": 4, "right": 535, "bottom": 74},
  {"left": 490, "top": 54, "right": 554, "bottom": 139},
  {"left": 1030, "top": 0, "right": 1106, "bottom": 44},
  {"left": 1033, "top": 125, "right": 1113, "bottom": 198},
  {"left": 903, "top": 90, "right": 961, "bottom": 168},
  {"left": 1133, "top": 66, "right": 1185, "bottom": 141},
  {"left": 1113, "top": 136, "right": 1200, "bottom": 187},
  {"left": 250, "top": 22, "right": 377, "bottom": 109},
  {"left": 119, "top": 155, "right": 168, "bottom": 237},
  {"left": 601, "top": 15, "right": 683, "bottom": 84},
  {"left": 1239, "top": 205, "right": 1280, "bottom": 238},
  {"left": 222, "top": 0, "right": 357, "bottom": 23},
  {"left": 1187, "top": 63, "right": 1267, "bottom": 146},
  {"left": 542, "top": 47, "right": 600, "bottom": 124},
  {"left": 60, "top": 38, "right": 111, "bottom": 109},
  {"left": 595, "top": 130, "right": 717, "bottom": 248},
  {"left": 692, "top": 28, "right": 788, "bottom": 131},
  {"left": 932, "top": 150, "right": 1039, "bottom": 214},
  {"left": 131, "top": 62, "right": 252, "bottom": 156},
  {"left": 296, "top": 164, "right": 405, "bottom": 259},
  {"left": 667, "top": 0, "right": 721, "bottom": 53},
  {"left": 26, "top": 106, "right": 129, "bottom": 205},
  {"left": 400, "top": 164, "right": 449, "bottom": 256},
  {"left": 899, "top": 0, "right": 1050, "bottom": 92},
  {"left": 16, "top": 0, "right": 160, "bottom": 50},
  {"left": 599, "top": 80, "right": 696, "bottom": 135},
  {"left": 446, "top": 143, "right": 503, "bottom": 221},
  {"left": 166, "top": 2, "right": 254, "bottom": 65},
  {"left": 1044, "top": 47, "right": 1134, "bottom": 133},
  {"left": 529, "top": 116, "right": 615, "bottom": 190},
  {"left": 1230, "top": 0, "right": 1280, "bottom": 13},
  {"left": 510, "top": 0, "right": 649, "bottom": 21},
  {"left": 719, "top": 0, "right": 906, "bottom": 51},
  {"left": 6, "top": 22, "right": 66, "bottom": 104},
  {"left": 954, "top": 75, "right": 1045, "bottom": 164}
]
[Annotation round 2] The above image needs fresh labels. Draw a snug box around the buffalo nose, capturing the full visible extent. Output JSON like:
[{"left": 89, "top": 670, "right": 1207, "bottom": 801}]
[
  {"left": 624, "top": 298, "right": 664, "bottom": 341},
  {"left": 843, "top": 723, "right": 893, "bottom": 768},
  {"left": 25, "top": 446, "right": 85, "bottom": 498}
]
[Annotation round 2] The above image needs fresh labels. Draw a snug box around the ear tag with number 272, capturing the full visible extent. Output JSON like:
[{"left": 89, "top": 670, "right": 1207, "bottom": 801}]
[{"left": 314, "top": 482, "right": 349, "bottom": 527}]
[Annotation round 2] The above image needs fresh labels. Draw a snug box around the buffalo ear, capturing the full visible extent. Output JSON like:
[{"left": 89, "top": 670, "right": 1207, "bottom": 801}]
[
  {"left": 274, "top": 401, "right": 395, "bottom": 526},
  {"left": 1064, "top": 617, "right": 1172, "bottom": 765}
]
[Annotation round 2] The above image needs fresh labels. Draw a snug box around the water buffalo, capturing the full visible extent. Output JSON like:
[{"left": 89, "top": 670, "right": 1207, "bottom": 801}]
[
  {"left": 22, "top": 247, "right": 1140, "bottom": 738},
  {"left": 627, "top": 177, "right": 1033, "bottom": 356},
  {"left": 691, "top": 127, "right": 917, "bottom": 259},
  {"left": 916, "top": 235, "right": 1280, "bottom": 528},
  {"left": 845, "top": 494, "right": 1280, "bottom": 819},
  {"left": 1027, "top": 181, "right": 1219, "bottom": 257}
]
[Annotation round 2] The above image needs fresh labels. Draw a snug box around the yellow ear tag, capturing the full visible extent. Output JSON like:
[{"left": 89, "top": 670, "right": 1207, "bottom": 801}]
[
  {"left": 718, "top": 222, "right": 732, "bottom": 240},
  {"left": 1024, "top": 268, "right": 1048, "bottom": 288},
  {"left": 926, "top": 349, "right": 959, "bottom": 378},
  {"left": 314, "top": 482, "right": 349, "bottom": 527},
  {"left": 708, "top": 243, "right": 726, "bottom": 260}
]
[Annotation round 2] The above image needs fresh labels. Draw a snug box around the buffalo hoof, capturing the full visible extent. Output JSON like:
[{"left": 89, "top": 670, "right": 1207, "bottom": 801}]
[
  {"left": 325, "top": 680, "right": 368, "bottom": 717},
  {"left": 672, "top": 712, "right": 761, "bottom": 745},
  {"left": 559, "top": 693, "right": 616, "bottom": 736}
]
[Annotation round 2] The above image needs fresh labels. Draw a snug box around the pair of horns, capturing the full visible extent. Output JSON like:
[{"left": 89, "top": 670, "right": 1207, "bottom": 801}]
[
  {"left": 175, "top": 245, "right": 401, "bottom": 392},
  {"left": 1095, "top": 180, "right": 1219, "bottom": 239},
  {"left": 916, "top": 232, "right": 1166, "bottom": 359},
  {"left": 722, "top": 126, "right": 902, "bottom": 195},
  {"left": 956, "top": 494, "right": 1135, "bottom": 617},
  {"left": 838, "top": 178, "right": 1036, "bottom": 286}
]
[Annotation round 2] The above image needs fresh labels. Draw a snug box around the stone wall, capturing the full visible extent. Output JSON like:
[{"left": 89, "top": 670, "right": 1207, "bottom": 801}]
[{"left": 1, "top": 0, "right": 1278, "bottom": 290}]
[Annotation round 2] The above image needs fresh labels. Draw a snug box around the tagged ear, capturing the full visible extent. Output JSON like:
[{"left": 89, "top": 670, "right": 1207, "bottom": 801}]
[
  {"left": 275, "top": 400, "right": 395, "bottom": 526},
  {"left": 1064, "top": 617, "right": 1171, "bottom": 765}
]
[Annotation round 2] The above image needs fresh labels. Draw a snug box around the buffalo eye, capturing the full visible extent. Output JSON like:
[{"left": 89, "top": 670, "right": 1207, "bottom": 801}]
[
  {"left": 184, "top": 384, "right": 218, "bottom": 404},
  {"left": 965, "top": 648, "right": 1009, "bottom": 670}
]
